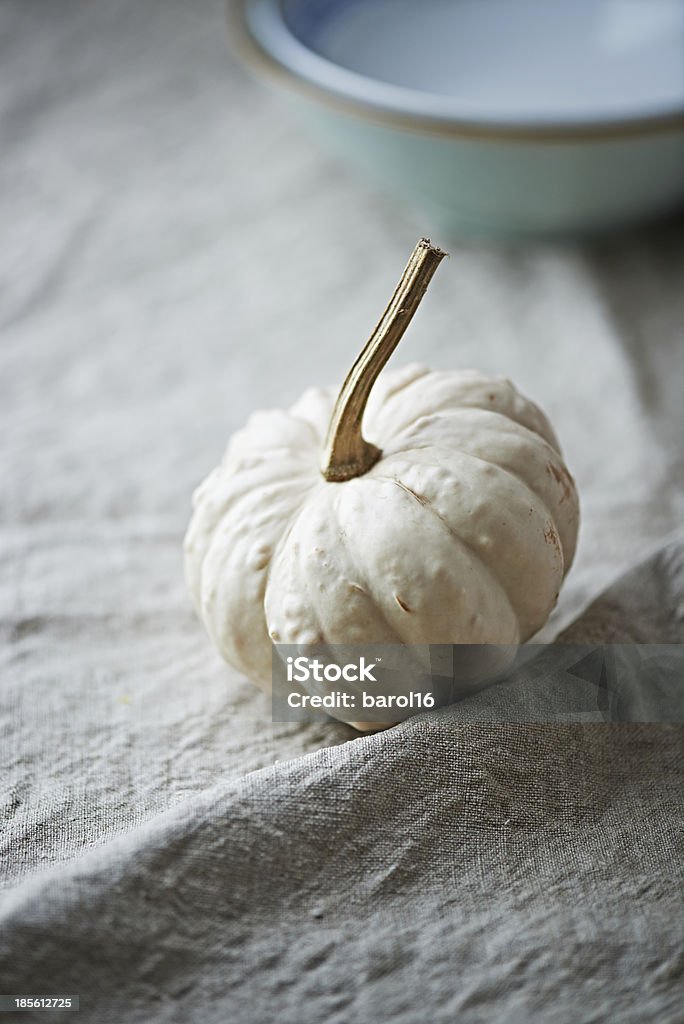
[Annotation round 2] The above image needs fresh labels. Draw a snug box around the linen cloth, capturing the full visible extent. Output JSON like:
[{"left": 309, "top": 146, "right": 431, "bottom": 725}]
[{"left": 1, "top": 1, "right": 683, "bottom": 1021}]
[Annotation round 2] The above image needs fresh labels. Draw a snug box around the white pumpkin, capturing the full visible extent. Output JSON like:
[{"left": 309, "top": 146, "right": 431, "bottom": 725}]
[{"left": 184, "top": 240, "right": 579, "bottom": 721}]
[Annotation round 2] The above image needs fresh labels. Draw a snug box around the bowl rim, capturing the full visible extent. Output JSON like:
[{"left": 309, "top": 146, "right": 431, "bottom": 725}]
[{"left": 228, "top": 0, "right": 684, "bottom": 142}]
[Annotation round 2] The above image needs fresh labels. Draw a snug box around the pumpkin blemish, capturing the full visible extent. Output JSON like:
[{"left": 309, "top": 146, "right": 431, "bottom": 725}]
[
  {"left": 546, "top": 461, "right": 574, "bottom": 503},
  {"left": 395, "top": 594, "right": 412, "bottom": 613},
  {"left": 543, "top": 523, "right": 562, "bottom": 557},
  {"left": 394, "top": 479, "right": 428, "bottom": 507}
]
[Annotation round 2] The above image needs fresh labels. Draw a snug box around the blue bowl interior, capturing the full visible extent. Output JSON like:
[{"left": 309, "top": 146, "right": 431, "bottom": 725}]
[{"left": 274, "top": 0, "right": 684, "bottom": 126}]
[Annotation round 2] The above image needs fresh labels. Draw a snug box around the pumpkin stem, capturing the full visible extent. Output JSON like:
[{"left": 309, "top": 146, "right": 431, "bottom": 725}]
[{"left": 321, "top": 238, "right": 447, "bottom": 482}]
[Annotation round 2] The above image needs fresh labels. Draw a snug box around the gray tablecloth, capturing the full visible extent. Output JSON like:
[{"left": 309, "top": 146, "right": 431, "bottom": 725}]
[{"left": 1, "top": 2, "right": 683, "bottom": 1021}]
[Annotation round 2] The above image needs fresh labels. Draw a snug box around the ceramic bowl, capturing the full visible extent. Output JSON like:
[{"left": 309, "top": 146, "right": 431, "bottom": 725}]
[{"left": 229, "top": 0, "right": 684, "bottom": 238}]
